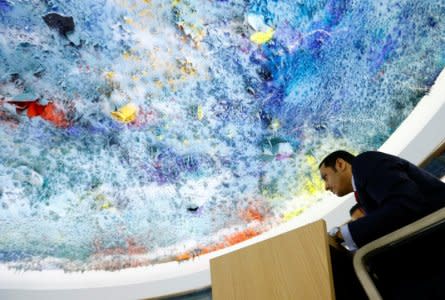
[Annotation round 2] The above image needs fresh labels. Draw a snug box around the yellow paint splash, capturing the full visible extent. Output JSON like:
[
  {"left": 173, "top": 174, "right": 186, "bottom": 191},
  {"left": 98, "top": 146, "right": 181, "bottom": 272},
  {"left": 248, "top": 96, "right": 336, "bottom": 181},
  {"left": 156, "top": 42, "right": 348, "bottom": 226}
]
[
  {"left": 270, "top": 118, "right": 280, "bottom": 131},
  {"left": 250, "top": 28, "right": 275, "bottom": 44},
  {"left": 104, "top": 71, "right": 115, "bottom": 80},
  {"left": 283, "top": 207, "right": 304, "bottom": 221},
  {"left": 300, "top": 155, "right": 324, "bottom": 196},
  {"left": 197, "top": 105, "right": 203, "bottom": 120},
  {"left": 111, "top": 103, "right": 139, "bottom": 123}
]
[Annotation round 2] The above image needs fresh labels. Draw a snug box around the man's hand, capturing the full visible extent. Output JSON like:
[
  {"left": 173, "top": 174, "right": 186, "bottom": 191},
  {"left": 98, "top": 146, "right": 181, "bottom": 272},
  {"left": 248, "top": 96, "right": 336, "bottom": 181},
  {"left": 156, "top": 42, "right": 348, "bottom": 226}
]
[
  {"left": 335, "top": 227, "right": 344, "bottom": 241},
  {"left": 328, "top": 227, "right": 349, "bottom": 253},
  {"left": 329, "top": 226, "right": 343, "bottom": 240},
  {"left": 328, "top": 226, "right": 344, "bottom": 245}
]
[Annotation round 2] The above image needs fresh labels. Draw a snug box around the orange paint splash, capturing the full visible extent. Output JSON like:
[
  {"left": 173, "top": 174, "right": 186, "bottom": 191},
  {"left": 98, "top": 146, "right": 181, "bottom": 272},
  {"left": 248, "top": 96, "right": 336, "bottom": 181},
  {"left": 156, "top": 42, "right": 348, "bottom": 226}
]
[
  {"left": 7, "top": 99, "right": 69, "bottom": 128},
  {"left": 175, "top": 228, "right": 261, "bottom": 262}
]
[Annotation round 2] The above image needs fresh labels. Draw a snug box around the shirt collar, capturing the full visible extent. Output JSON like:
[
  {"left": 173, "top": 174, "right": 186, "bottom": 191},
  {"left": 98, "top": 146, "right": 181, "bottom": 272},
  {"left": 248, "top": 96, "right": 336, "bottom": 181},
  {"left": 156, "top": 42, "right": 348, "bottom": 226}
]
[{"left": 351, "top": 175, "right": 357, "bottom": 192}]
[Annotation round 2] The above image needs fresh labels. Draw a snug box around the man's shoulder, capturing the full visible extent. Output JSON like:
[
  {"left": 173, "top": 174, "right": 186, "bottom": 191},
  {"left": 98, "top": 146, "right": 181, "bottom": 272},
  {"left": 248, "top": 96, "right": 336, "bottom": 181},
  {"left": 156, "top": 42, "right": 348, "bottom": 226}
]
[
  {"left": 355, "top": 151, "right": 397, "bottom": 162},
  {"left": 353, "top": 151, "right": 396, "bottom": 176},
  {"left": 354, "top": 151, "right": 385, "bottom": 164}
]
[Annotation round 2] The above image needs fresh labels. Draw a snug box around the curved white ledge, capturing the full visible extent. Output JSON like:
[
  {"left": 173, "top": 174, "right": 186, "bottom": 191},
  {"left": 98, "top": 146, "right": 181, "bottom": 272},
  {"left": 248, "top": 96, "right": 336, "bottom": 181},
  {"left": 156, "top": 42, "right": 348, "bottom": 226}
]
[{"left": 1, "top": 67, "right": 444, "bottom": 299}]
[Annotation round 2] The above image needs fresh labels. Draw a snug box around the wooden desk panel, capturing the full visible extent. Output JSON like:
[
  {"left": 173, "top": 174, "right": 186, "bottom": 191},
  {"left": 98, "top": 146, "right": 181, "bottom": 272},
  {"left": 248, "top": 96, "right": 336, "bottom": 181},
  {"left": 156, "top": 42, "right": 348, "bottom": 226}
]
[{"left": 210, "top": 220, "right": 334, "bottom": 300}]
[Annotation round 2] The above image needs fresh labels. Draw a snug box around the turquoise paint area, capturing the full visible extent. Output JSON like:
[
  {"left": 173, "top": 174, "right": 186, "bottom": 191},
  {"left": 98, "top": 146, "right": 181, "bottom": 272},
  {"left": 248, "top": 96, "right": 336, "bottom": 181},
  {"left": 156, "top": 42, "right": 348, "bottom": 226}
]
[{"left": 0, "top": 0, "right": 444, "bottom": 271}]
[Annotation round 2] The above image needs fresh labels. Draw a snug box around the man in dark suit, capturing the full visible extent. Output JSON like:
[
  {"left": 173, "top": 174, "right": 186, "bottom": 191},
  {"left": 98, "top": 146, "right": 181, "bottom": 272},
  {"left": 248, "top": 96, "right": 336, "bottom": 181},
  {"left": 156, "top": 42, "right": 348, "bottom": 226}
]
[
  {"left": 319, "top": 150, "right": 445, "bottom": 299},
  {"left": 319, "top": 150, "right": 445, "bottom": 248}
]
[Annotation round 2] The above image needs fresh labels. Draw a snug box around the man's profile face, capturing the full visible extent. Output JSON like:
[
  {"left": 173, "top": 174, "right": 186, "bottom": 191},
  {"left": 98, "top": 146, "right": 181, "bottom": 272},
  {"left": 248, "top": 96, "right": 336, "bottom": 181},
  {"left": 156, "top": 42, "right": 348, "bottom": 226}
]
[{"left": 319, "top": 160, "right": 351, "bottom": 197}]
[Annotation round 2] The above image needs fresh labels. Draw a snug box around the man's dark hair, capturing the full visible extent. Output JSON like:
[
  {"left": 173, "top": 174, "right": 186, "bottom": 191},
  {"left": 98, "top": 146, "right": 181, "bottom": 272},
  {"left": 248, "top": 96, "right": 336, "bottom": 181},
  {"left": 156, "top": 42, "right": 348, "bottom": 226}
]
[{"left": 318, "top": 150, "right": 356, "bottom": 170}]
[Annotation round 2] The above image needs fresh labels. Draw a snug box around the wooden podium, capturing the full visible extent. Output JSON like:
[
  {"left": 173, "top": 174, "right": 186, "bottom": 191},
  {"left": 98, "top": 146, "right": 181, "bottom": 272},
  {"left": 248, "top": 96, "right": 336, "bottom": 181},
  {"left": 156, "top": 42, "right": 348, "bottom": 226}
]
[{"left": 210, "top": 220, "right": 335, "bottom": 300}]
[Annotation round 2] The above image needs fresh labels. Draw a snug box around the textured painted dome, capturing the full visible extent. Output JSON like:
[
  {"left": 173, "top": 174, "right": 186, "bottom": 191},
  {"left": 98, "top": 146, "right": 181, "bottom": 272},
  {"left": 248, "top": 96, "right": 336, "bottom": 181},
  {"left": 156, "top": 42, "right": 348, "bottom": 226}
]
[{"left": 1, "top": 0, "right": 444, "bottom": 271}]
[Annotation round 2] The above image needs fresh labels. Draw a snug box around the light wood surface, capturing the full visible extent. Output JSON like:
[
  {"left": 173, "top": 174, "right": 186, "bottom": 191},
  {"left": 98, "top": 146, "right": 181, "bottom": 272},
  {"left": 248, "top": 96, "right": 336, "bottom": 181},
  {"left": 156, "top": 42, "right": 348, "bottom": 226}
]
[{"left": 210, "top": 220, "right": 335, "bottom": 300}]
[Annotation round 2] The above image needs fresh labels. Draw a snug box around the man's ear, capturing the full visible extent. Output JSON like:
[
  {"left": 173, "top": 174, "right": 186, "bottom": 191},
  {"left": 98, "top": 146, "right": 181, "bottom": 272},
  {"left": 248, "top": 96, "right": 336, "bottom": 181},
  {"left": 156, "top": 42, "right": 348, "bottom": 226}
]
[{"left": 335, "top": 158, "right": 346, "bottom": 171}]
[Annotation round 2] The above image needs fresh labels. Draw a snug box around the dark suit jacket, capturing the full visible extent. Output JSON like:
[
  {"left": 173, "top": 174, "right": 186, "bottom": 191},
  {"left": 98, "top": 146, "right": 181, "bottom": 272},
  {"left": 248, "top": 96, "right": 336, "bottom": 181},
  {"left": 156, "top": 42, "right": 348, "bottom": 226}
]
[{"left": 347, "top": 151, "right": 445, "bottom": 247}]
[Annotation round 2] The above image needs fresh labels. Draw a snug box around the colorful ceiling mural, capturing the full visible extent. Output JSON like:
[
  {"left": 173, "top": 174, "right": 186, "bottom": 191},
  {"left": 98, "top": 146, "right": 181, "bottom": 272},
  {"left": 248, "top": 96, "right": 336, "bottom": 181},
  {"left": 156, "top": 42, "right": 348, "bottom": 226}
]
[{"left": 1, "top": 0, "right": 444, "bottom": 271}]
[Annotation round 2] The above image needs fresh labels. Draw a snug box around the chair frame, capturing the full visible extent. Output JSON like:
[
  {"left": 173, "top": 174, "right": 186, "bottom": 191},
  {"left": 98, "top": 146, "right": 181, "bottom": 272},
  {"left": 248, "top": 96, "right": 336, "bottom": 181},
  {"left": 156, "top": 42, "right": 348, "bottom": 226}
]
[{"left": 353, "top": 207, "right": 445, "bottom": 299}]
